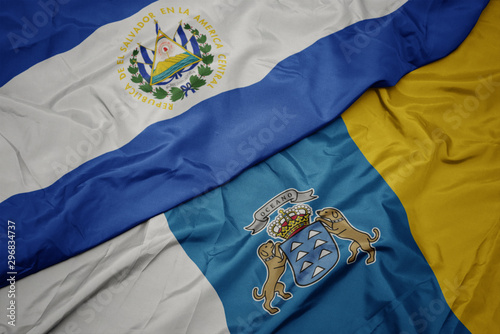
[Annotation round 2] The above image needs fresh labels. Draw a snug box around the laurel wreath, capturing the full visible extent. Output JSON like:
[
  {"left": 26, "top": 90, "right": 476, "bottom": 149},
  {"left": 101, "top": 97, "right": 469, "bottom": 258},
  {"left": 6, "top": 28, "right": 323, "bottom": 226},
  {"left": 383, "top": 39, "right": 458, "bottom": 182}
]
[{"left": 128, "top": 23, "right": 214, "bottom": 102}]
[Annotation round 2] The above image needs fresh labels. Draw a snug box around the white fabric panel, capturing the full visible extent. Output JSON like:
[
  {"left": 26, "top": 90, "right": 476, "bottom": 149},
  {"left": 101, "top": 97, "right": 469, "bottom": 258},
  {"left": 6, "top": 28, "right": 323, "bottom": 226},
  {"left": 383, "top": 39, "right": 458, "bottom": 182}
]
[{"left": 0, "top": 214, "right": 229, "bottom": 334}]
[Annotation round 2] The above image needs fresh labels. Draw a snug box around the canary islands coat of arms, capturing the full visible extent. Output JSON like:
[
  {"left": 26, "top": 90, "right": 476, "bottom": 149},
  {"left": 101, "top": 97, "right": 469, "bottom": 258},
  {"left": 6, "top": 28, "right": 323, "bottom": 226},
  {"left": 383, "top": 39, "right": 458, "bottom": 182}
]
[{"left": 245, "top": 188, "right": 381, "bottom": 315}]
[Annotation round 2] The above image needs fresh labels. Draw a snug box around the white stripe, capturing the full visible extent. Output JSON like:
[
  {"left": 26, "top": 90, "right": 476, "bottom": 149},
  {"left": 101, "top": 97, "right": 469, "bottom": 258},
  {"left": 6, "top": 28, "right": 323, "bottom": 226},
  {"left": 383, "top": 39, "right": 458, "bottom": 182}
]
[
  {"left": 0, "top": 0, "right": 406, "bottom": 202},
  {"left": 0, "top": 214, "right": 229, "bottom": 334}
]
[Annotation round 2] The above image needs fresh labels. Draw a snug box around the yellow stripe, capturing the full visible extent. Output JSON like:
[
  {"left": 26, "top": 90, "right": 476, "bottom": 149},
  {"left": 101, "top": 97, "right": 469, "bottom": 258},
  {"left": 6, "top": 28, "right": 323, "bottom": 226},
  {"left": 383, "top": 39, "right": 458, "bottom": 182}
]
[{"left": 342, "top": 2, "right": 500, "bottom": 332}]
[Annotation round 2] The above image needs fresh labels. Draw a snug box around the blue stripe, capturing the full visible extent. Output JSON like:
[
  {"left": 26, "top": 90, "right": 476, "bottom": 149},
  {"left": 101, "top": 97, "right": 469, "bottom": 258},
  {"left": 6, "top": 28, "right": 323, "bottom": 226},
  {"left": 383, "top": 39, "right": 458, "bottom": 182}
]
[
  {"left": 0, "top": 0, "right": 157, "bottom": 87},
  {"left": 137, "top": 62, "right": 151, "bottom": 83},
  {"left": 0, "top": 0, "right": 489, "bottom": 284},
  {"left": 139, "top": 45, "right": 153, "bottom": 65},
  {"left": 137, "top": 46, "right": 153, "bottom": 82},
  {"left": 190, "top": 35, "right": 201, "bottom": 56},
  {"left": 176, "top": 24, "right": 188, "bottom": 46},
  {"left": 165, "top": 118, "right": 469, "bottom": 333}
]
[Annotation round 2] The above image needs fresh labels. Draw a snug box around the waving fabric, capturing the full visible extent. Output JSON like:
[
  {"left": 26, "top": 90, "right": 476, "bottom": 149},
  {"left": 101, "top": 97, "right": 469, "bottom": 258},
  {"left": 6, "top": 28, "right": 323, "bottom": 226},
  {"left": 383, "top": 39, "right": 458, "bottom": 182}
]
[{"left": 0, "top": 0, "right": 497, "bottom": 333}]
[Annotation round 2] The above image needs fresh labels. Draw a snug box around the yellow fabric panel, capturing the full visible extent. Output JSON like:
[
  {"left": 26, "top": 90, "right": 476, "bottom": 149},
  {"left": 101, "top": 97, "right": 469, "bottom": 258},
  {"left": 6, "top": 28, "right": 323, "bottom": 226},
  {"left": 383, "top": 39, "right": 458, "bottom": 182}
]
[{"left": 342, "top": 2, "right": 500, "bottom": 333}]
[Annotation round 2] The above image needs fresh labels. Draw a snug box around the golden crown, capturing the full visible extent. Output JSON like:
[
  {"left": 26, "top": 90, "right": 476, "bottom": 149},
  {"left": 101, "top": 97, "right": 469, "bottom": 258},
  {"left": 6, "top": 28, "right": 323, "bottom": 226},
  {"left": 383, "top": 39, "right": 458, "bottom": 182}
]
[{"left": 268, "top": 204, "right": 312, "bottom": 239}]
